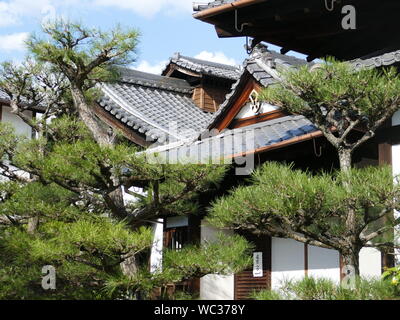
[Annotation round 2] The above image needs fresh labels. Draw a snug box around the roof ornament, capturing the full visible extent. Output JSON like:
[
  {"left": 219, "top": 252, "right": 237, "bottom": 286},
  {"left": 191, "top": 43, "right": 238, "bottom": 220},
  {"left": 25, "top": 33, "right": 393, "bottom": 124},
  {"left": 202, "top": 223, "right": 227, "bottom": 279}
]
[
  {"left": 193, "top": 3, "right": 207, "bottom": 12},
  {"left": 250, "top": 43, "right": 269, "bottom": 59},
  {"left": 172, "top": 52, "right": 181, "bottom": 61},
  {"left": 249, "top": 89, "right": 262, "bottom": 115}
]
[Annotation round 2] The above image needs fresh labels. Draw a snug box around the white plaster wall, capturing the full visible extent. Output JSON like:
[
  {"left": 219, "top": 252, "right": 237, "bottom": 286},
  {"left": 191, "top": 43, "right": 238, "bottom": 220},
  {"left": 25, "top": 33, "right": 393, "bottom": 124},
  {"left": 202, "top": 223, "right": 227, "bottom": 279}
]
[
  {"left": 200, "top": 223, "right": 235, "bottom": 300},
  {"left": 150, "top": 219, "right": 164, "bottom": 273},
  {"left": 271, "top": 238, "right": 305, "bottom": 290},
  {"left": 200, "top": 275, "right": 234, "bottom": 300},
  {"left": 1, "top": 106, "right": 32, "bottom": 137},
  {"left": 308, "top": 245, "right": 340, "bottom": 283},
  {"left": 1, "top": 106, "right": 33, "bottom": 182},
  {"left": 235, "top": 102, "right": 279, "bottom": 119},
  {"left": 166, "top": 216, "right": 188, "bottom": 228},
  {"left": 359, "top": 247, "right": 382, "bottom": 278}
]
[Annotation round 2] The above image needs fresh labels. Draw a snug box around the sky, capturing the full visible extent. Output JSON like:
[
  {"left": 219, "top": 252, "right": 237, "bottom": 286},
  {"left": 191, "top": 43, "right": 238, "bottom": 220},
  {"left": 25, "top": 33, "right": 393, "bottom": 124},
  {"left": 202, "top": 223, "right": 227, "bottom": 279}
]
[{"left": 0, "top": 0, "right": 305, "bottom": 74}]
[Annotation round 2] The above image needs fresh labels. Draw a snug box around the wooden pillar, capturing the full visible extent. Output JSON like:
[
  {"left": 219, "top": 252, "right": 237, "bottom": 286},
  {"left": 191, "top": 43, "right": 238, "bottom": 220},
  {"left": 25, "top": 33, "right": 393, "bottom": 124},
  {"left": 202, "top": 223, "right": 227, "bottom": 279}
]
[
  {"left": 379, "top": 142, "right": 395, "bottom": 270},
  {"left": 188, "top": 215, "right": 201, "bottom": 295}
]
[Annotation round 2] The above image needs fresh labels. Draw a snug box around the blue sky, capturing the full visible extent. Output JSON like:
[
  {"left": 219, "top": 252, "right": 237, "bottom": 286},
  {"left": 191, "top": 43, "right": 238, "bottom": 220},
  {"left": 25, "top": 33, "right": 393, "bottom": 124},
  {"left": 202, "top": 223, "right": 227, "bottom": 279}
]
[{"left": 0, "top": 0, "right": 305, "bottom": 73}]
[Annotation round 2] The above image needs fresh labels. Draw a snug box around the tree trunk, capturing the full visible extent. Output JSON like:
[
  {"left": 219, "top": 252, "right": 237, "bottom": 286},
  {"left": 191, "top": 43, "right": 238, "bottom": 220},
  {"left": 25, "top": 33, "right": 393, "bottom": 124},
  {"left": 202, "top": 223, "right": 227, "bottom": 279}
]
[
  {"left": 70, "top": 84, "right": 111, "bottom": 147},
  {"left": 70, "top": 84, "right": 128, "bottom": 219},
  {"left": 27, "top": 216, "right": 39, "bottom": 235},
  {"left": 338, "top": 148, "right": 352, "bottom": 172},
  {"left": 341, "top": 247, "right": 361, "bottom": 285},
  {"left": 338, "top": 148, "right": 362, "bottom": 280},
  {"left": 70, "top": 84, "right": 138, "bottom": 280}
]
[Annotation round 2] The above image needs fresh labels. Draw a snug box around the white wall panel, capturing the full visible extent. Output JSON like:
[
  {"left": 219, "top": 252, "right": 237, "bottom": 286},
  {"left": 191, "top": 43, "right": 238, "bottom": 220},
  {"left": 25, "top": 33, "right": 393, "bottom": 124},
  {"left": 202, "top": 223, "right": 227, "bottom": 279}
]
[
  {"left": 200, "top": 222, "right": 234, "bottom": 300},
  {"left": 308, "top": 246, "right": 340, "bottom": 283},
  {"left": 150, "top": 219, "right": 164, "bottom": 273},
  {"left": 271, "top": 238, "right": 305, "bottom": 290},
  {"left": 359, "top": 247, "right": 382, "bottom": 278},
  {"left": 1, "top": 106, "right": 32, "bottom": 137},
  {"left": 392, "top": 111, "right": 400, "bottom": 126}
]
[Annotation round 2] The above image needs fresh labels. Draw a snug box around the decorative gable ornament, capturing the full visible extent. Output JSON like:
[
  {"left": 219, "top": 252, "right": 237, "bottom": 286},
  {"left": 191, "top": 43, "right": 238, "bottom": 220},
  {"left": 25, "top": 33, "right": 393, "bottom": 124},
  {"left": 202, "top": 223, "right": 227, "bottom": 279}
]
[{"left": 249, "top": 89, "right": 261, "bottom": 114}]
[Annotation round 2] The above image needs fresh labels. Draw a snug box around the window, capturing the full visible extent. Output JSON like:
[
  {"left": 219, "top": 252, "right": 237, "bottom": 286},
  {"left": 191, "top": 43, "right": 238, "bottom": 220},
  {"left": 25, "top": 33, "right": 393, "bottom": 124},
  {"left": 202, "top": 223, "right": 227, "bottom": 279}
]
[{"left": 164, "top": 227, "right": 188, "bottom": 251}]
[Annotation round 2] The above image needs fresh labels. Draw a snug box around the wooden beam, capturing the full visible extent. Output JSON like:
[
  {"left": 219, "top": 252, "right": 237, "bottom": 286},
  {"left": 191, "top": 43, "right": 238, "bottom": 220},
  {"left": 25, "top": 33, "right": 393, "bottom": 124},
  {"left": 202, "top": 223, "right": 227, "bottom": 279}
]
[
  {"left": 93, "top": 103, "right": 151, "bottom": 147},
  {"left": 199, "top": 0, "right": 400, "bottom": 60},
  {"left": 229, "top": 110, "right": 287, "bottom": 129},
  {"left": 304, "top": 243, "right": 309, "bottom": 277},
  {"left": 376, "top": 125, "right": 400, "bottom": 145},
  {"left": 166, "top": 65, "right": 202, "bottom": 78},
  {"left": 214, "top": 76, "right": 258, "bottom": 131}
]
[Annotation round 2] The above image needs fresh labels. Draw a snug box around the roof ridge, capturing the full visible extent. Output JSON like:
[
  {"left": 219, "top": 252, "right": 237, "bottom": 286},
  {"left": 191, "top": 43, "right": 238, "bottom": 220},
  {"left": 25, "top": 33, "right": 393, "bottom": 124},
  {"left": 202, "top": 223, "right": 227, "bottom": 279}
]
[
  {"left": 351, "top": 48, "right": 400, "bottom": 69},
  {"left": 177, "top": 54, "right": 241, "bottom": 71},
  {"left": 117, "top": 67, "right": 193, "bottom": 94},
  {"left": 119, "top": 78, "right": 193, "bottom": 94},
  {"left": 162, "top": 52, "right": 242, "bottom": 80},
  {"left": 247, "top": 44, "right": 308, "bottom": 66}
]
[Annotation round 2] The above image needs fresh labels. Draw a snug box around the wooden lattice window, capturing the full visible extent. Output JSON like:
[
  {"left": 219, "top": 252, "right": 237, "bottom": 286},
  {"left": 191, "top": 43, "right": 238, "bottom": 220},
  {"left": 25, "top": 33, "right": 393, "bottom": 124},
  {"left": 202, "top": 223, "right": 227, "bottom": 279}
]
[{"left": 164, "top": 227, "right": 188, "bottom": 251}]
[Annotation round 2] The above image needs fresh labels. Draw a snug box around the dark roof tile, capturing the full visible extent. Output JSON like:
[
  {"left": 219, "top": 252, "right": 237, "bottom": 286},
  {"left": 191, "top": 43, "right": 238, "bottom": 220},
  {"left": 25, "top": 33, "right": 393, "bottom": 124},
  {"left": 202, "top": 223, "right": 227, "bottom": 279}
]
[
  {"left": 351, "top": 49, "right": 400, "bottom": 70},
  {"left": 147, "top": 115, "right": 318, "bottom": 161},
  {"left": 99, "top": 68, "right": 212, "bottom": 144},
  {"left": 163, "top": 53, "right": 241, "bottom": 81},
  {"left": 195, "top": 0, "right": 237, "bottom": 11}
]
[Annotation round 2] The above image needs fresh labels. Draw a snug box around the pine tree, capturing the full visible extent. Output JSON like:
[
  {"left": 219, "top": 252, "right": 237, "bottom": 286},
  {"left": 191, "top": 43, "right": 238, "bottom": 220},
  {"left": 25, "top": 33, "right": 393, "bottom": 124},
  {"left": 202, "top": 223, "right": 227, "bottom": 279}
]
[
  {"left": 0, "top": 21, "right": 251, "bottom": 299},
  {"left": 209, "top": 60, "right": 400, "bottom": 277}
]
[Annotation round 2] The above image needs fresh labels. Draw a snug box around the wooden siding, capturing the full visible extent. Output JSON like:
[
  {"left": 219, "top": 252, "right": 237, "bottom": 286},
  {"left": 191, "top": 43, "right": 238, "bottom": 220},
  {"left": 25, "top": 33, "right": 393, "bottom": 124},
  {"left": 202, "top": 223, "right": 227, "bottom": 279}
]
[
  {"left": 192, "top": 83, "right": 230, "bottom": 113},
  {"left": 234, "top": 233, "right": 271, "bottom": 300},
  {"left": 203, "top": 84, "right": 228, "bottom": 113},
  {"left": 192, "top": 87, "right": 203, "bottom": 111}
]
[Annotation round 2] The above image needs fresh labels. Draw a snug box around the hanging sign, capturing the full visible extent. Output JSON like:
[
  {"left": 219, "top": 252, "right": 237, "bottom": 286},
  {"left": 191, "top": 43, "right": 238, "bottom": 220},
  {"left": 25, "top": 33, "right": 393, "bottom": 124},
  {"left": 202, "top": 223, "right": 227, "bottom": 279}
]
[{"left": 253, "top": 252, "right": 263, "bottom": 278}]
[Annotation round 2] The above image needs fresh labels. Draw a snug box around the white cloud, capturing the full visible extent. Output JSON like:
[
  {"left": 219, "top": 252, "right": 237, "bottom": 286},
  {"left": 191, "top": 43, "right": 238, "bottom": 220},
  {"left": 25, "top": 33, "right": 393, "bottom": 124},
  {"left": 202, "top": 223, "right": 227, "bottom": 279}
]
[
  {"left": 0, "top": 0, "right": 53, "bottom": 27},
  {"left": 0, "top": 0, "right": 191, "bottom": 27},
  {"left": 0, "top": 32, "right": 29, "bottom": 52},
  {"left": 93, "top": 0, "right": 191, "bottom": 17},
  {"left": 134, "top": 51, "right": 238, "bottom": 75},
  {"left": 194, "top": 51, "right": 238, "bottom": 66},
  {"left": 134, "top": 60, "right": 168, "bottom": 75}
]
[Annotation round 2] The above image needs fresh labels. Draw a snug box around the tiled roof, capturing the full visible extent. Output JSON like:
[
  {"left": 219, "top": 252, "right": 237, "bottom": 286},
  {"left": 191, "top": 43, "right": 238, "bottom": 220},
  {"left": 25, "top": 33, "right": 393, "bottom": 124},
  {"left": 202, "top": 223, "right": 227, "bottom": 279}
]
[
  {"left": 195, "top": 0, "right": 237, "bottom": 11},
  {"left": 146, "top": 115, "right": 317, "bottom": 161},
  {"left": 98, "top": 68, "right": 213, "bottom": 144},
  {"left": 351, "top": 49, "right": 400, "bottom": 70},
  {"left": 145, "top": 45, "right": 314, "bottom": 159},
  {"left": 0, "top": 88, "right": 46, "bottom": 112},
  {"left": 162, "top": 53, "right": 241, "bottom": 81},
  {"left": 208, "top": 44, "right": 310, "bottom": 129}
]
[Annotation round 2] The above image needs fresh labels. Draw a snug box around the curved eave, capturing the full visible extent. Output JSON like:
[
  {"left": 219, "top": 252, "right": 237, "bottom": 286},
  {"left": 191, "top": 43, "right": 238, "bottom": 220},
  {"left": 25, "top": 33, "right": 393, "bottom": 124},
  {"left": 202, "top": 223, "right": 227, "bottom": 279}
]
[{"left": 0, "top": 98, "right": 46, "bottom": 113}]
